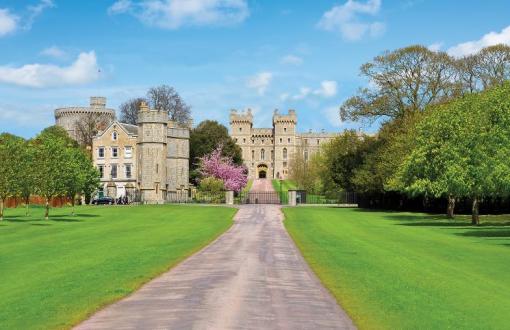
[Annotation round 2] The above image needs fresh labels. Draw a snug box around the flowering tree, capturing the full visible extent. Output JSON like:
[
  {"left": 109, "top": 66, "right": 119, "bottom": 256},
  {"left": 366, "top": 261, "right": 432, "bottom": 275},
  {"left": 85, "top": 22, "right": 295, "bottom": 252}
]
[{"left": 199, "top": 147, "right": 248, "bottom": 192}]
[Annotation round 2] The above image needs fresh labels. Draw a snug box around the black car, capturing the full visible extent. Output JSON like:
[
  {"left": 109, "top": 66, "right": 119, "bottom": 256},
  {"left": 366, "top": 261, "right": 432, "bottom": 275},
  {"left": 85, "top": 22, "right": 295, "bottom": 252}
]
[{"left": 92, "top": 196, "right": 115, "bottom": 205}]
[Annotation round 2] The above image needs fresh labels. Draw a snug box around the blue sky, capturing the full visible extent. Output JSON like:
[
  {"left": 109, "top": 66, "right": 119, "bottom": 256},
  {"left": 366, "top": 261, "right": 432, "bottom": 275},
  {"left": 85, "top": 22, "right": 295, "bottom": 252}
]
[{"left": 1, "top": 0, "right": 510, "bottom": 138}]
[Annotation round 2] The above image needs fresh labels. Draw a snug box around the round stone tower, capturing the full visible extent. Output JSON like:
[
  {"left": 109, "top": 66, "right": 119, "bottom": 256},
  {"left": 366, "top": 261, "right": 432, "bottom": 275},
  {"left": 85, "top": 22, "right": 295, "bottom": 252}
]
[
  {"left": 54, "top": 96, "right": 115, "bottom": 141},
  {"left": 136, "top": 101, "right": 168, "bottom": 204}
]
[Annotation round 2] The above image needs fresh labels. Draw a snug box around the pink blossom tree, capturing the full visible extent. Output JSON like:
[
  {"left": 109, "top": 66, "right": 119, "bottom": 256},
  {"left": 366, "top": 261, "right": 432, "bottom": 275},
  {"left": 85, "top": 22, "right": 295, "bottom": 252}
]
[{"left": 199, "top": 147, "right": 248, "bottom": 192}]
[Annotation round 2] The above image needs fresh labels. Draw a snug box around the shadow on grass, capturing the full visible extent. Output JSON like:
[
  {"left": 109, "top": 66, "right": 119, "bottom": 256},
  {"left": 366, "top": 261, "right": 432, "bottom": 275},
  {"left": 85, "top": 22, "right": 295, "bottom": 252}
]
[
  {"left": 457, "top": 230, "right": 510, "bottom": 238},
  {"left": 50, "top": 217, "right": 83, "bottom": 222},
  {"left": 50, "top": 214, "right": 99, "bottom": 218},
  {"left": 31, "top": 223, "right": 51, "bottom": 226}
]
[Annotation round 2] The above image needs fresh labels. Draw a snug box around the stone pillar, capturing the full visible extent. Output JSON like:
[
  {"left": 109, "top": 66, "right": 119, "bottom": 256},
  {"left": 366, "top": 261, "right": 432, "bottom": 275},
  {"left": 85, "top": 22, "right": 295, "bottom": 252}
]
[
  {"left": 225, "top": 191, "right": 234, "bottom": 205},
  {"left": 288, "top": 190, "right": 297, "bottom": 206}
]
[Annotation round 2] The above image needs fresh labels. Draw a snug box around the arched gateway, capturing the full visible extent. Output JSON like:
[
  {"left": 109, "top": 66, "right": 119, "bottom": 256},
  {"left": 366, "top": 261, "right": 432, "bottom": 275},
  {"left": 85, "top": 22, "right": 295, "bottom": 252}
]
[{"left": 257, "top": 164, "right": 268, "bottom": 179}]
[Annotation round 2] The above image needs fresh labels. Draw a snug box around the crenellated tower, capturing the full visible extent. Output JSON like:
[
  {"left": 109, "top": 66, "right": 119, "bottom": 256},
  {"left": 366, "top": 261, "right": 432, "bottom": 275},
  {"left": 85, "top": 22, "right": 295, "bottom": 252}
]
[{"left": 136, "top": 102, "right": 168, "bottom": 203}]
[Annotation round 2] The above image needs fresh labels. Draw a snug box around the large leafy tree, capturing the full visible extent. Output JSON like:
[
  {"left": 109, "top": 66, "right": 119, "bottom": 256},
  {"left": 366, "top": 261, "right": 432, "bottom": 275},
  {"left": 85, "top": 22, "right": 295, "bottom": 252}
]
[
  {"left": 33, "top": 127, "right": 73, "bottom": 220},
  {"left": 396, "top": 84, "right": 510, "bottom": 224},
  {"left": 0, "top": 133, "right": 24, "bottom": 220},
  {"left": 190, "top": 120, "right": 242, "bottom": 183},
  {"left": 17, "top": 140, "right": 35, "bottom": 216},
  {"left": 340, "top": 45, "right": 457, "bottom": 122}
]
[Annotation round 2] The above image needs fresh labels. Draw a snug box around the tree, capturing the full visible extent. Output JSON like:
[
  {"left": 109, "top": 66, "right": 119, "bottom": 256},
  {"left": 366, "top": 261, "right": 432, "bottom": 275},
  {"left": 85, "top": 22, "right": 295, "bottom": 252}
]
[
  {"left": 33, "top": 128, "right": 70, "bottom": 220},
  {"left": 82, "top": 165, "right": 101, "bottom": 205},
  {"left": 474, "top": 44, "right": 510, "bottom": 89},
  {"left": 190, "top": 120, "right": 243, "bottom": 180},
  {"left": 340, "top": 45, "right": 457, "bottom": 122},
  {"left": 395, "top": 84, "right": 510, "bottom": 223},
  {"left": 17, "top": 140, "right": 35, "bottom": 216},
  {"left": 199, "top": 177, "right": 225, "bottom": 192},
  {"left": 147, "top": 85, "right": 191, "bottom": 125},
  {"left": 119, "top": 97, "right": 146, "bottom": 125},
  {"left": 288, "top": 145, "right": 324, "bottom": 194},
  {"left": 0, "top": 133, "right": 24, "bottom": 220},
  {"left": 199, "top": 147, "right": 248, "bottom": 192},
  {"left": 74, "top": 112, "right": 110, "bottom": 148}
]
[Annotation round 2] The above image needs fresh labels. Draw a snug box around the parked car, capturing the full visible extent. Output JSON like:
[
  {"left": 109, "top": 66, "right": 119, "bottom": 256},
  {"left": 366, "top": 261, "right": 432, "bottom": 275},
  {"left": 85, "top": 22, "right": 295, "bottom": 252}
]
[{"left": 92, "top": 196, "right": 115, "bottom": 205}]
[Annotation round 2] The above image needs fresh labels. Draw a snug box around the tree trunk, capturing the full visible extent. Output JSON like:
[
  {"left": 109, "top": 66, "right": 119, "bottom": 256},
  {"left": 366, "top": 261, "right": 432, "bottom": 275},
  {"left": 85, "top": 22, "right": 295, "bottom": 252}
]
[
  {"left": 45, "top": 198, "right": 50, "bottom": 220},
  {"left": 25, "top": 196, "right": 30, "bottom": 217},
  {"left": 0, "top": 198, "right": 4, "bottom": 221},
  {"left": 447, "top": 195, "right": 455, "bottom": 219},
  {"left": 71, "top": 196, "right": 75, "bottom": 216},
  {"left": 471, "top": 197, "right": 480, "bottom": 225}
]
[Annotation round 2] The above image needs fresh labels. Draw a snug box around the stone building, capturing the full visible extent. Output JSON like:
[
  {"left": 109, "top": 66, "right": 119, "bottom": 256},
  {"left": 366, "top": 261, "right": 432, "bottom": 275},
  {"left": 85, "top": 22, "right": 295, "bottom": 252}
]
[
  {"left": 230, "top": 109, "right": 339, "bottom": 180},
  {"left": 92, "top": 121, "right": 138, "bottom": 200},
  {"left": 55, "top": 97, "right": 116, "bottom": 141},
  {"left": 52, "top": 97, "right": 191, "bottom": 204}
]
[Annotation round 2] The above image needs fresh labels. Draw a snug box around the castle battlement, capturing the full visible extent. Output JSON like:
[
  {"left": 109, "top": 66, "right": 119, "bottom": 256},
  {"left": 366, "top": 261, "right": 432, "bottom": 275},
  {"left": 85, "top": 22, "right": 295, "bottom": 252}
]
[
  {"left": 230, "top": 109, "right": 253, "bottom": 124},
  {"left": 273, "top": 109, "right": 297, "bottom": 125}
]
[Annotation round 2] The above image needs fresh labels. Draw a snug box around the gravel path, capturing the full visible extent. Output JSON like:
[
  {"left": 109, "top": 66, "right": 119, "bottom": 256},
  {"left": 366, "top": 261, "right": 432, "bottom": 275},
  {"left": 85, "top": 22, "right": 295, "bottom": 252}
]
[{"left": 75, "top": 183, "right": 355, "bottom": 329}]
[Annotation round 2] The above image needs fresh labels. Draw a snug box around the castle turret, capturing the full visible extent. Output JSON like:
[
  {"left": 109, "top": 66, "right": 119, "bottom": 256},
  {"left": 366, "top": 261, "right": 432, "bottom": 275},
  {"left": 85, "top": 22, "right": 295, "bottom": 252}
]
[{"left": 136, "top": 102, "right": 168, "bottom": 203}]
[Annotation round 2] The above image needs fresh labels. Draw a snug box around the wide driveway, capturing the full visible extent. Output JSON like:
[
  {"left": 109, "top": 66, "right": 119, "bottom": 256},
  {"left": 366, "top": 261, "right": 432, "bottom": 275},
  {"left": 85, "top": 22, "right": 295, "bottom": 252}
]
[{"left": 76, "top": 203, "right": 355, "bottom": 329}]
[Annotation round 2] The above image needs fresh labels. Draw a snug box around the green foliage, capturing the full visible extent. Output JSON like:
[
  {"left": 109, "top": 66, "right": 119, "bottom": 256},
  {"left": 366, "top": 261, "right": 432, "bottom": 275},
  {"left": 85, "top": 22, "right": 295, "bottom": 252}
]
[
  {"left": 0, "top": 133, "right": 26, "bottom": 220},
  {"left": 189, "top": 121, "right": 242, "bottom": 177},
  {"left": 395, "top": 84, "right": 510, "bottom": 223},
  {"left": 198, "top": 176, "right": 225, "bottom": 192},
  {"left": 0, "top": 204, "right": 235, "bottom": 330},
  {"left": 284, "top": 207, "right": 510, "bottom": 329}
]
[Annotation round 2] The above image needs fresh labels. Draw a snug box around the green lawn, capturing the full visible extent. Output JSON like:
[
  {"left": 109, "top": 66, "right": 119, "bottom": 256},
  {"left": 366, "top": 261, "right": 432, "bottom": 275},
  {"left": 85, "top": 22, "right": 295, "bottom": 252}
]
[
  {"left": 272, "top": 179, "right": 296, "bottom": 203},
  {"left": 0, "top": 204, "right": 236, "bottom": 330},
  {"left": 283, "top": 207, "right": 510, "bottom": 329}
]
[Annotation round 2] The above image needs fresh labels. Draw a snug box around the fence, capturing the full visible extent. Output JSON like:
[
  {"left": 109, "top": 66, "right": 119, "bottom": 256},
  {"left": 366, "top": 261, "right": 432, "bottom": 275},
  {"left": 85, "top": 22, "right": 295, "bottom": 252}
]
[
  {"left": 295, "top": 191, "right": 357, "bottom": 205},
  {"left": 235, "top": 191, "right": 282, "bottom": 204}
]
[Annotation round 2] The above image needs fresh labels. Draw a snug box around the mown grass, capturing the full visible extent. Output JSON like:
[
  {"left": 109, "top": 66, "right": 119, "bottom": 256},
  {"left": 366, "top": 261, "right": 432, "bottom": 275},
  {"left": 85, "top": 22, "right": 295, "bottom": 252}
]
[
  {"left": 283, "top": 207, "right": 510, "bottom": 329},
  {"left": 272, "top": 179, "right": 296, "bottom": 203},
  {"left": 0, "top": 204, "right": 236, "bottom": 330}
]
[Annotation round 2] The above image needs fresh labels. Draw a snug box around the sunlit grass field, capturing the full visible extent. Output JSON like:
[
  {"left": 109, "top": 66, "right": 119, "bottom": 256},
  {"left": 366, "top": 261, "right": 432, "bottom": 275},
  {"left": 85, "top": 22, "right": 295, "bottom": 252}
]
[
  {"left": 284, "top": 207, "right": 510, "bottom": 329},
  {"left": 0, "top": 204, "right": 236, "bottom": 330}
]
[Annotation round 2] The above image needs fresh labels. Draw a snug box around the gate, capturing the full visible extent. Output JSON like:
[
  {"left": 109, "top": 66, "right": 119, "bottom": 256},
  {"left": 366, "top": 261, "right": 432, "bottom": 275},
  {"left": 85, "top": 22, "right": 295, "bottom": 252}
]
[{"left": 236, "top": 191, "right": 282, "bottom": 204}]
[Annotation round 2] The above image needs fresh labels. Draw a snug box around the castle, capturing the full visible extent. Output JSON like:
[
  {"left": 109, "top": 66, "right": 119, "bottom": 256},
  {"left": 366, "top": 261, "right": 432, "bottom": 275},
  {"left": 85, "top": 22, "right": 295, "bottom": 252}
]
[
  {"left": 55, "top": 97, "right": 190, "bottom": 204},
  {"left": 229, "top": 109, "right": 338, "bottom": 180}
]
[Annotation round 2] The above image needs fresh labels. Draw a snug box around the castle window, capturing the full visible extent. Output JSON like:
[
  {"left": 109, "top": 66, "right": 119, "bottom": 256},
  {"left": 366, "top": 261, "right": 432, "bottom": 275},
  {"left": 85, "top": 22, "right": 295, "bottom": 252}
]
[
  {"left": 112, "top": 147, "right": 118, "bottom": 158},
  {"left": 111, "top": 164, "right": 118, "bottom": 179},
  {"left": 271, "top": 150, "right": 274, "bottom": 160},
  {"left": 261, "top": 149, "right": 265, "bottom": 160},
  {"left": 243, "top": 138, "right": 246, "bottom": 143},
  {"left": 252, "top": 150, "right": 255, "bottom": 160},
  {"left": 279, "top": 138, "right": 282, "bottom": 143},
  {"left": 317, "top": 139, "right": 320, "bottom": 145},
  {"left": 283, "top": 162, "right": 287, "bottom": 167},
  {"left": 98, "top": 147, "right": 105, "bottom": 158},
  {"left": 239, "top": 127, "right": 242, "bottom": 132},
  {"left": 112, "top": 131, "right": 118, "bottom": 141},
  {"left": 288, "top": 138, "right": 291, "bottom": 143},
  {"left": 125, "top": 146, "right": 132, "bottom": 158},
  {"left": 125, "top": 164, "right": 132, "bottom": 178},
  {"left": 283, "top": 148, "right": 287, "bottom": 160},
  {"left": 304, "top": 139, "right": 308, "bottom": 145},
  {"left": 284, "top": 127, "right": 287, "bottom": 132},
  {"left": 98, "top": 165, "right": 104, "bottom": 178}
]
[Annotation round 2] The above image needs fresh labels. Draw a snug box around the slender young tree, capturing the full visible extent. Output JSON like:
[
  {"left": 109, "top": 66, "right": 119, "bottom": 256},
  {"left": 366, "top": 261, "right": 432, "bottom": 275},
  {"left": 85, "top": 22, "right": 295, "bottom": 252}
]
[{"left": 0, "top": 133, "right": 23, "bottom": 220}]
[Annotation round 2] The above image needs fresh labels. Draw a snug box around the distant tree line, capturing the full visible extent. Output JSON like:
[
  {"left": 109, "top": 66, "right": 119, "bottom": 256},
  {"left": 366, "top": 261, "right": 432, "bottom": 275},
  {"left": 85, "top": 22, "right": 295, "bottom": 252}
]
[
  {"left": 0, "top": 127, "right": 100, "bottom": 220},
  {"left": 289, "top": 44, "right": 510, "bottom": 224}
]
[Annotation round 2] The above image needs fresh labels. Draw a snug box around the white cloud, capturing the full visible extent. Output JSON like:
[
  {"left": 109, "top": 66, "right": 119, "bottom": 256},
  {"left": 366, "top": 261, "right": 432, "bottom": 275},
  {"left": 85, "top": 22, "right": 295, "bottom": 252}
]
[
  {"left": 108, "top": 0, "right": 133, "bottom": 15},
  {"left": 314, "top": 80, "right": 337, "bottom": 97},
  {"left": 108, "top": 0, "right": 249, "bottom": 29},
  {"left": 40, "top": 46, "right": 67, "bottom": 59},
  {"left": 0, "top": 9, "right": 18, "bottom": 36},
  {"left": 428, "top": 42, "right": 443, "bottom": 52},
  {"left": 0, "top": 51, "right": 100, "bottom": 88},
  {"left": 284, "top": 81, "right": 338, "bottom": 101},
  {"left": 247, "top": 71, "right": 273, "bottom": 95},
  {"left": 447, "top": 25, "right": 510, "bottom": 57},
  {"left": 25, "top": 0, "right": 54, "bottom": 30},
  {"left": 281, "top": 54, "right": 303, "bottom": 66},
  {"left": 317, "top": 0, "right": 385, "bottom": 41},
  {"left": 322, "top": 106, "right": 343, "bottom": 128}
]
